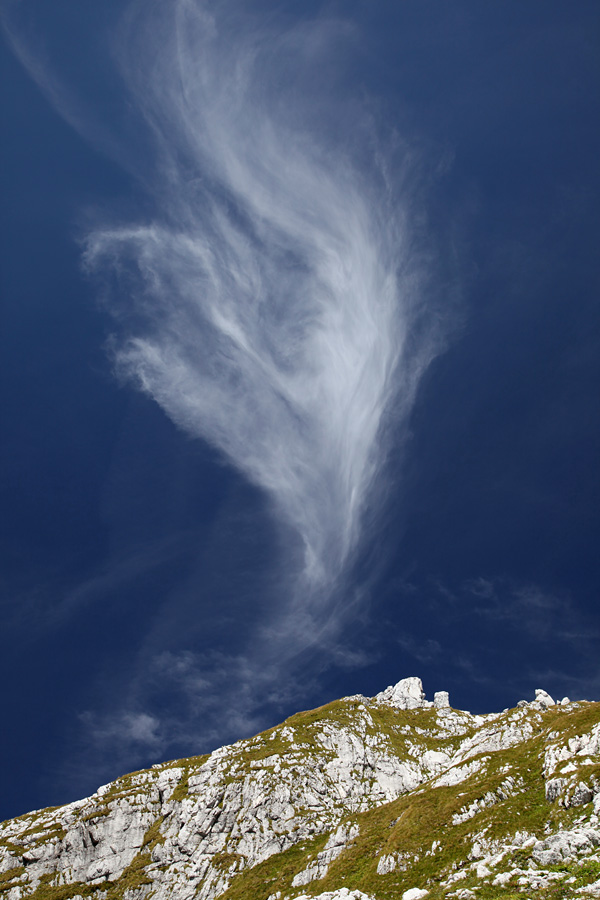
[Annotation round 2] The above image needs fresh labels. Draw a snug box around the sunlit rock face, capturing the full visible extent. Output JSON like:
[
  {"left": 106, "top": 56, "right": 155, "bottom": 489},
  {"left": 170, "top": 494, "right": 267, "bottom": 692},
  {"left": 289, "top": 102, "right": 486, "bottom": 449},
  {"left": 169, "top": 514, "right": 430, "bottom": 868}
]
[
  {"left": 1, "top": 678, "right": 599, "bottom": 899},
  {"left": 374, "top": 676, "right": 433, "bottom": 710}
]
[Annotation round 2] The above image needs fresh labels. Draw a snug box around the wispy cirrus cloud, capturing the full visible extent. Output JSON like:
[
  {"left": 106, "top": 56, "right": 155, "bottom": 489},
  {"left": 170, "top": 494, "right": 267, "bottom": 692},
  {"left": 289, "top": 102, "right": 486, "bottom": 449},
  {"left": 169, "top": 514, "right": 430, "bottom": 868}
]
[
  {"left": 78, "top": 1, "right": 442, "bottom": 616},
  {"left": 5, "top": 0, "right": 449, "bottom": 776}
]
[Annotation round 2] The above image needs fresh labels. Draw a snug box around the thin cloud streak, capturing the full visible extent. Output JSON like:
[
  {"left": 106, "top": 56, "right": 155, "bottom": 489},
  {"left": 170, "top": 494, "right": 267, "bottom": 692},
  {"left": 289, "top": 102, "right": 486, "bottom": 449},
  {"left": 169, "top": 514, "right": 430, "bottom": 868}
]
[{"left": 82, "top": 0, "right": 438, "bottom": 606}]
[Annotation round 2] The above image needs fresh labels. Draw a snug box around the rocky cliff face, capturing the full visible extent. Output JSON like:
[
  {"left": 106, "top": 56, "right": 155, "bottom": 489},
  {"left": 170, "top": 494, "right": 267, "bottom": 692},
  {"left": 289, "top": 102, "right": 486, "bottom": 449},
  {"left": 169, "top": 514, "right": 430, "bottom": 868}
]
[{"left": 1, "top": 677, "right": 599, "bottom": 899}]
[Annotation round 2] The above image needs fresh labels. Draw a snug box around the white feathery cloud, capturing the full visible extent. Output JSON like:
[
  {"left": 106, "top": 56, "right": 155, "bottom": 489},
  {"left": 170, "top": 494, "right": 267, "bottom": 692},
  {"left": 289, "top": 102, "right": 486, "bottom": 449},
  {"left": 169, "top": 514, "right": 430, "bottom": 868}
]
[
  {"left": 82, "top": 0, "right": 437, "bottom": 601},
  {"left": 1, "top": 1, "right": 456, "bottom": 775},
  {"left": 4, "top": 5, "right": 449, "bottom": 762}
]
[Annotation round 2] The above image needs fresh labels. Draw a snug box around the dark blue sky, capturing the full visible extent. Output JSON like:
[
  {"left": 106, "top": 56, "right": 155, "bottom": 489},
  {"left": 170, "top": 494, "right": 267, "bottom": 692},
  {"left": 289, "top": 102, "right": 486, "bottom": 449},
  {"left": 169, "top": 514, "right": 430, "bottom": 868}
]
[{"left": 2, "top": 0, "right": 599, "bottom": 821}]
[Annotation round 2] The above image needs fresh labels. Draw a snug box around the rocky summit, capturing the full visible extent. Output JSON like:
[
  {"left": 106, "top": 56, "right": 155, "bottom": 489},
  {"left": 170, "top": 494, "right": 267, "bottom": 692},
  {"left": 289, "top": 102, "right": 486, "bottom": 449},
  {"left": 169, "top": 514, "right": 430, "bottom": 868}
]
[{"left": 1, "top": 678, "right": 600, "bottom": 900}]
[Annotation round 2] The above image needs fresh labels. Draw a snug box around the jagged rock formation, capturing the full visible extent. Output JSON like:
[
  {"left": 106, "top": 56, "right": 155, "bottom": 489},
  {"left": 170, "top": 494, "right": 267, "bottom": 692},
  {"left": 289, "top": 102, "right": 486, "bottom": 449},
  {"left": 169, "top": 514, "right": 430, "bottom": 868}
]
[{"left": 1, "top": 677, "right": 599, "bottom": 899}]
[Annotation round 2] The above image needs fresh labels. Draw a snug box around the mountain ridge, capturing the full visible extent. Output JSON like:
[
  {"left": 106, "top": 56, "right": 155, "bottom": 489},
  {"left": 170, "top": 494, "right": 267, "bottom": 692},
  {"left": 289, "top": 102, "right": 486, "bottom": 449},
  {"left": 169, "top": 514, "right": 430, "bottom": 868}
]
[{"left": 1, "top": 677, "right": 599, "bottom": 899}]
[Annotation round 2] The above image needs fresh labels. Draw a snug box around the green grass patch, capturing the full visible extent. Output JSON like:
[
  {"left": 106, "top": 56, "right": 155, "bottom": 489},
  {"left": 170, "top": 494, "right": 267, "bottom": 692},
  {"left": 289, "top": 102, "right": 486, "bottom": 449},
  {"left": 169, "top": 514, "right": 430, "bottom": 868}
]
[
  {"left": 217, "top": 834, "right": 329, "bottom": 900},
  {"left": 24, "top": 872, "right": 101, "bottom": 900},
  {"left": 0, "top": 866, "right": 25, "bottom": 887},
  {"left": 170, "top": 767, "right": 191, "bottom": 803},
  {"left": 103, "top": 850, "right": 153, "bottom": 899},
  {"left": 0, "top": 838, "right": 25, "bottom": 855},
  {"left": 17, "top": 823, "right": 67, "bottom": 844},
  {"left": 141, "top": 815, "right": 166, "bottom": 851},
  {"left": 211, "top": 851, "right": 243, "bottom": 873}
]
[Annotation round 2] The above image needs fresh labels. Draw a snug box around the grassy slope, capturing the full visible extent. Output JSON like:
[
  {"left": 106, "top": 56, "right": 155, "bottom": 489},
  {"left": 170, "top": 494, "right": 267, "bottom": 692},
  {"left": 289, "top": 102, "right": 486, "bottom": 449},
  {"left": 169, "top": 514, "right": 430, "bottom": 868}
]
[
  {"left": 1, "top": 701, "right": 599, "bottom": 899},
  {"left": 218, "top": 701, "right": 600, "bottom": 899}
]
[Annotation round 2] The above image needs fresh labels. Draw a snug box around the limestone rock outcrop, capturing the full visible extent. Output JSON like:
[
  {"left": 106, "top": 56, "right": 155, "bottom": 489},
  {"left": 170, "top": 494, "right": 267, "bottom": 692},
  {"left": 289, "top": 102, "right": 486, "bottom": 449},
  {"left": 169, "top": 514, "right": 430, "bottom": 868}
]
[
  {"left": 1, "top": 677, "right": 599, "bottom": 899},
  {"left": 374, "top": 676, "right": 433, "bottom": 710}
]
